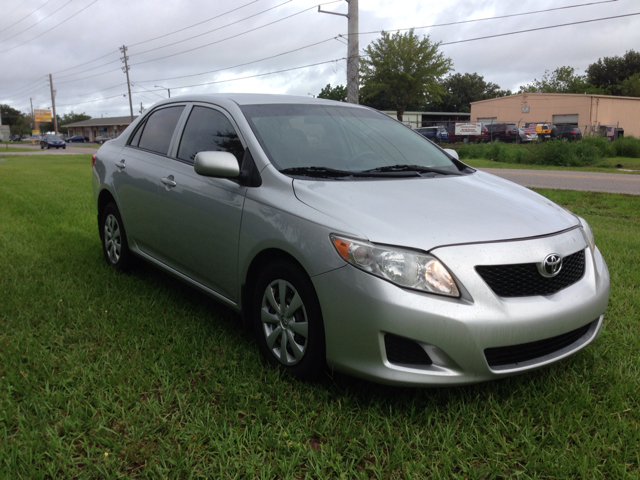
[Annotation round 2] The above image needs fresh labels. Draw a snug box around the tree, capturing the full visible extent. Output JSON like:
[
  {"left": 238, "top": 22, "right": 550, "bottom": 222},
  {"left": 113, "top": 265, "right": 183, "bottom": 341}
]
[
  {"left": 587, "top": 50, "right": 640, "bottom": 95},
  {"left": 11, "top": 116, "right": 32, "bottom": 137},
  {"left": 518, "top": 66, "right": 601, "bottom": 94},
  {"left": 620, "top": 72, "right": 640, "bottom": 97},
  {"left": 60, "top": 111, "right": 91, "bottom": 125},
  {"left": 429, "top": 73, "right": 510, "bottom": 112},
  {"left": 0, "top": 104, "right": 25, "bottom": 126},
  {"left": 360, "top": 29, "right": 452, "bottom": 121},
  {"left": 317, "top": 84, "right": 347, "bottom": 102}
]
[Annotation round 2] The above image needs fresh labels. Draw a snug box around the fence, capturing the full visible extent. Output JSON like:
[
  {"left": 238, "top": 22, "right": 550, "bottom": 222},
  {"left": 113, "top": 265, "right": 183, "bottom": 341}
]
[{"left": 412, "top": 119, "right": 624, "bottom": 141}]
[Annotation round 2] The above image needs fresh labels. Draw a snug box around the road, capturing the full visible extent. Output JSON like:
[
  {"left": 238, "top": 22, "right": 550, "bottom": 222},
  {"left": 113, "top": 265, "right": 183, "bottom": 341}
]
[
  {"left": 2, "top": 145, "right": 638, "bottom": 195},
  {"left": 479, "top": 168, "right": 639, "bottom": 195}
]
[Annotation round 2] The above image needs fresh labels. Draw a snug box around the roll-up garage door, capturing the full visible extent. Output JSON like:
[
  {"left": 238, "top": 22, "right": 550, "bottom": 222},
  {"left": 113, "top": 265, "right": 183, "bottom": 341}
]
[{"left": 553, "top": 114, "right": 579, "bottom": 124}]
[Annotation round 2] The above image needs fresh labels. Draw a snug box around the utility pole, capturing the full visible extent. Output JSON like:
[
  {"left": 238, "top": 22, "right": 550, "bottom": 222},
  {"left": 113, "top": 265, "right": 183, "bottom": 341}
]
[
  {"left": 49, "top": 74, "right": 58, "bottom": 134},
  {"left": 318, "top": 0, "right": 359, "bottom": 104},
  {"left": 120, "top": 45, "right": 134, "bottom": 122}
]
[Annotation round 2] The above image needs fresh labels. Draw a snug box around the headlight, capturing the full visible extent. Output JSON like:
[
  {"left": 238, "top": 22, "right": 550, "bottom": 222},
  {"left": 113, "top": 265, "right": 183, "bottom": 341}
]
[
  {"left": 330, "top": 235, "right": 460, "bottom": 297},
  {"left": 577, "top": 216, "right": 595, "bottom": 253}
]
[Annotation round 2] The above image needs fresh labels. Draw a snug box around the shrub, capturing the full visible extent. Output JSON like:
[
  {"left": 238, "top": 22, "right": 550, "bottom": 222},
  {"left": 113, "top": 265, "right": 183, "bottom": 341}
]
[
  {"left": 581, "top": 136, "right": 615, "bottom": 158},
  {"left": 612, "top": 136, "right": 640, "bottom": 158}
]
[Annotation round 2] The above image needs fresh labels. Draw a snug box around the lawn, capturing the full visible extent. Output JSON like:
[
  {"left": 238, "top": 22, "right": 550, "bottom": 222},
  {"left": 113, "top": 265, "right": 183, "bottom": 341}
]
[{"left": 1, "top": 155, "right": 639, "bottom": 478}]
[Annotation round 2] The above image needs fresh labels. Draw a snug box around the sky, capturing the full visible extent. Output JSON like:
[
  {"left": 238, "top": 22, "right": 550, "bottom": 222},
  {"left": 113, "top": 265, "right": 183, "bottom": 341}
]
[{"left": 1, "top": 0, "right": 639, "bottom": 120}]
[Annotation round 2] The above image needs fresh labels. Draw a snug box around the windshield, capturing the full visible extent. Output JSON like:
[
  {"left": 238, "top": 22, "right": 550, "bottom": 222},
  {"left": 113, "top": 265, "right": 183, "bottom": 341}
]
[
  {"left": 240, "top": 104, "right": 459, "bottom": 175},
  {"left": 49, "top": 135, "right": 62, "bottom": 141}
]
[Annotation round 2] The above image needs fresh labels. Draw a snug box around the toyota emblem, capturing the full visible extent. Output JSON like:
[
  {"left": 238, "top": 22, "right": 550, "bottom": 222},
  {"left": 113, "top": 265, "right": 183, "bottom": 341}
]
[{"left": 538, "top": 253, "right": 563, "bottom": 278}]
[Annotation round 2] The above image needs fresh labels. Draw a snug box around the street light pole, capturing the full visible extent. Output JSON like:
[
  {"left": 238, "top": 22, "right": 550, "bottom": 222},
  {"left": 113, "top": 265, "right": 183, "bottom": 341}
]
[{"left": 155, "top": 85, "right": 170, "bottom": 98}]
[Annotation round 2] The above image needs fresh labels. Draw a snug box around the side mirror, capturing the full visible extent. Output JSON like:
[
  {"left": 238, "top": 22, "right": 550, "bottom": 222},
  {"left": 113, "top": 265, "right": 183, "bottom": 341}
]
[
  {"left": 194, "top": 151, "right": 240, "bottom": 178},
  {"left": 443, "top": 148, "right": 459, "bottom": 161}
]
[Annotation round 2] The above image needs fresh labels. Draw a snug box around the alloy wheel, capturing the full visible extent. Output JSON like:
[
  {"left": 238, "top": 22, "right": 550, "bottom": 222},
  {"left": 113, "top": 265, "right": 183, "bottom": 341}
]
[{"left": 260, "top": 279, "right": 309, "bottom": 366}]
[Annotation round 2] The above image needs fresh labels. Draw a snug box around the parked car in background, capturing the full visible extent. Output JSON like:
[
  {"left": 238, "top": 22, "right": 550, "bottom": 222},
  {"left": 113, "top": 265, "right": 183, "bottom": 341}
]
[
  {"left": 40, "top": 135, "right": 66, "bottom": 149},
  {"left": 445, "top": 124, "right": 490, "bottom": 143},
  {"left": 67, "top": 135, "right": 89, "bottom": 143},
  {"left": 517, "top": 128, "right": 538, "bottom": 143},
  {"left": 536, "top": 123, "right": 553, "bottom": 141},
  {"left": 95, "top": 135, "right": 114, "bottom": 144},
  {"left": 10, "top": 135, "right": 21, "bottom": 142},
  {"left": 552, "top": 125, "right": 582, "bottom": 142},
  {"left": 92, "top": 93, "right": 609, "bottom": 386},
  {"left": 415, "top": 126, "right": 449, "bottom": 143},
  {"left": 486, "top": 123, "right": 519, "bottom": 142}
]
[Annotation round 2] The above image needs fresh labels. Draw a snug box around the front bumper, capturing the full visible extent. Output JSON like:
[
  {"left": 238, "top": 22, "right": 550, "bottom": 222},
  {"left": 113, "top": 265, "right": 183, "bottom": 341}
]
[{"left": 312, "top": 228, "right": 609, "bottom": 386}]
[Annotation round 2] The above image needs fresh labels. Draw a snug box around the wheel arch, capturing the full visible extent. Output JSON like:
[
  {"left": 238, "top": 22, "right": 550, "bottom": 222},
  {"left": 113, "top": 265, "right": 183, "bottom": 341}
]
[
  {"left": 240, "top": 248, "right": 310, "bottom": 331},
  {"left": 97, "top": 189, "right": 117, "bottom": 239}
]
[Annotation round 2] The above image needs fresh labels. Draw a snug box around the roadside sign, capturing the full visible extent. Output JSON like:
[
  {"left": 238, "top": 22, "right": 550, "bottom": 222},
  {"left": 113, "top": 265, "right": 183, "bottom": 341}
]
[
  {"left": 34, "top": 109, "right": 52, "bottom": 122},
  {"left": 455, "top": 123, "right": 482, "bottom": 135}
]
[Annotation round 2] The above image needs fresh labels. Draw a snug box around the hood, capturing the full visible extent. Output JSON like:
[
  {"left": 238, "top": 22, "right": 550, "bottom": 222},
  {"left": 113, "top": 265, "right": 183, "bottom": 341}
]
[{"left": 293, "top": 170, "right": 578, "bottom": 251}]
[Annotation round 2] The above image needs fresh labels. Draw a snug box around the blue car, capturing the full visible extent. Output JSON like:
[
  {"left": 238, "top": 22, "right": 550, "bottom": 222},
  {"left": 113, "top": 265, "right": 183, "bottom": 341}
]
[
  {"left": 40, "top": 135, "right": 66, "bottom": 149},
  {"left": 415, "top": 126, "right": 449, "bottom": 143}
]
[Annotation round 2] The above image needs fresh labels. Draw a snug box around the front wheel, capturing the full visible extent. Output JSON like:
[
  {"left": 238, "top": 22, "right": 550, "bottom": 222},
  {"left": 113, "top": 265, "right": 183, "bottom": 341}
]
[
  {"left": 253, "top": 260, "right": 326, "bottom": 380},
  {"left": 100, "top": 203, "right": 132, "bottom": 271}
]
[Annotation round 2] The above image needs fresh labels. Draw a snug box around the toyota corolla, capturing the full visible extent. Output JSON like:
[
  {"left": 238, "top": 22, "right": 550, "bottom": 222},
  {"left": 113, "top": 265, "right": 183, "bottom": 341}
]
[{"left": 92, "top": 94, "right": 609, "bottom": 386}]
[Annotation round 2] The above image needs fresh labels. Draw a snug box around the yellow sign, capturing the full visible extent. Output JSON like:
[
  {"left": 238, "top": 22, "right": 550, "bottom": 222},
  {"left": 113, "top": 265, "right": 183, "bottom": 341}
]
[{"left": 34, "top": 109, "right": 52, "bottom": 122}]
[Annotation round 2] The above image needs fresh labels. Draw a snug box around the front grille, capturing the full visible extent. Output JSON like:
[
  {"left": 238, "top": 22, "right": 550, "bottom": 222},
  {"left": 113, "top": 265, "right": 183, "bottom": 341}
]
[
  {"left": 384, "top": 334, "right": 432, "bottom": 366},
  {"left": 485, "top": 320, "right": 594, "bottom": 368},
  {"left": 476, "top": 249, "right": 585, "bottom": 297}
]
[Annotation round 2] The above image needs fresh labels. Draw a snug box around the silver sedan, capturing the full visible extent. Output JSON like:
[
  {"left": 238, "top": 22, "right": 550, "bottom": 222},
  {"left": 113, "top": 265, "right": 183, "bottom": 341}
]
[{"left": 92, "top": 94, "right": 609, "bottom": 386}]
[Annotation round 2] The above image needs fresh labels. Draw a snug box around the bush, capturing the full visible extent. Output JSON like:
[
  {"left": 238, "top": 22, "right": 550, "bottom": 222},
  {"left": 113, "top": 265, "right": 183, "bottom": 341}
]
[
  {"left": 581, "top": 136, "right": 615, "bottom": 158},
  {"left": 612, "top": 136, "right": 640, "bottom": 158}
]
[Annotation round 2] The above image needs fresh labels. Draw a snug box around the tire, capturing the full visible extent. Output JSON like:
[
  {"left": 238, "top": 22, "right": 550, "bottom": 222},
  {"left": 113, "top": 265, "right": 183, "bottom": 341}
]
[
  {"left": 40, "top": 144, "right": 44, "bottom": 149},
  {"left": 253, "top": 260, "right": 326, "bottom": 380},
  {"left": 47, "top": 144, "right": 51, "bottom": 149},
  {"left": 100, "top": 203, "right": 132, "bottom": 271},
  {"left": 516, "top": 136, "right": 522, "bottom": 144},
  {"left": 63, "top": 145, "right": 66, "bottom": 149},
  {"left": 463, "top": 136, "right": 469, "bottom": 144},
  {"left": 561, "top": 137, "right": 568, "bottom": 143}
]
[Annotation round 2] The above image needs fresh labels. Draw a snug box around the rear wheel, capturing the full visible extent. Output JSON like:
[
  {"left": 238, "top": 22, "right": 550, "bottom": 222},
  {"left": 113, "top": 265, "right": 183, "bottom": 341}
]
[
  {"left": 100, "top": 203, "right": 132, "bottom": 271},
  {"left": 516, "top": 136, "right": 522, "bottom": 144},
  {"left": 253, "top": 260, "right": 326, "bottom": 380}
]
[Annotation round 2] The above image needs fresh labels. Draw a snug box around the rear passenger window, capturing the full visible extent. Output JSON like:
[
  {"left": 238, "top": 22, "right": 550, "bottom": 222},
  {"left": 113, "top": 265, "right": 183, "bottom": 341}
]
[
  {"left": 177, "top": 106, "right": 244, "bottom": 164},
  {"left": 137, "top": 106, "right": 185, "bottom": 155}
]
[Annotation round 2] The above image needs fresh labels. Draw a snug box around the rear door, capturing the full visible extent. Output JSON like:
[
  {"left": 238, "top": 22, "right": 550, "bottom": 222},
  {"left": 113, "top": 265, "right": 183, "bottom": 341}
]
[{"left": 112, "top": 105, "right": 186, "bottom": 256}]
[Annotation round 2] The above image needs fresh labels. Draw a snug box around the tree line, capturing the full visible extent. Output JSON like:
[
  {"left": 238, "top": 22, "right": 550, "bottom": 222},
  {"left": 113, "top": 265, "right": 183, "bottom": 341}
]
[{"left": 318, "top": 30, "right": 640, "bottom": 120}]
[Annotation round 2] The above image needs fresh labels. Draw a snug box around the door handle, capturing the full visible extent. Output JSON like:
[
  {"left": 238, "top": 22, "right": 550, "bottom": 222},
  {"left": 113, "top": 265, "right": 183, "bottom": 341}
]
[
  {"left": 161, "top": 175, "right": 177, "bottom": 188},
  {"left": 115, "top": 160, "right": 126, "bottom": 170}
]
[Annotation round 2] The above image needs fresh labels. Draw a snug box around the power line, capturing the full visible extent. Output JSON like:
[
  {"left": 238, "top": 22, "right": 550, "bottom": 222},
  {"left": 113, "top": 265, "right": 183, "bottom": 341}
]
[
  {"left": 130, "top": 0, "right": 293, "bottom": 58},
  {"left": 0, "top": 0, "right": 55, "bottom": 35},
  {"left": 355, "top": 0, "right": 622, "bottom": 36},
  {"left": 129, "top": 0, "right": 261, "bottom": 47},
  {"left": 438, "top": 12, "right": 640, "bottom": 47},
  {"left": 135, "top": 36, "right": 337, "bottom": 84},
  {"left": 0, "top": 0, "right": 31, "bottom": 29},
  {"left": 47, "top": 0, "right": 263, "bottom": 79},
  {"left": 33, "top": 0, "right": 298, "bottom": 84},
  {"left": 52, "top": 49, "right": 120, "bottom": 75},
  {"left": 129, "top": 0, "right": 342, "bottom": 67},
  {"left": 0, "top": 0, "right": 98, "bottom": 54},
  {"left": 0, "top": 0, "right": 72, "bottom": 45}
]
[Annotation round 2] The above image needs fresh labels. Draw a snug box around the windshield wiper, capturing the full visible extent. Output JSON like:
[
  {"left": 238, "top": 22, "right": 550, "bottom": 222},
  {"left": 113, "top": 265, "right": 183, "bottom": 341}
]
[
  {"left": 280, "top": 166, "right": 355, "bottom": 178},
  {"left": 361, "top": 164, "right": 462, "bottom": 176}
]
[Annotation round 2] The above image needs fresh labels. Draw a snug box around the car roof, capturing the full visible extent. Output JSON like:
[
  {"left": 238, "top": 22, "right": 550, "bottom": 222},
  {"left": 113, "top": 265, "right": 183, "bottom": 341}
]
[{"left": 157, "top": 93, "right": 359, "bottom": 107}]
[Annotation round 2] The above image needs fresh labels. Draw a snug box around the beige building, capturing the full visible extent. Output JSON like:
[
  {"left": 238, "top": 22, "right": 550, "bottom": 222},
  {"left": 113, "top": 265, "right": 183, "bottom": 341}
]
[
  {"left": 65, "top": 116, "right": 136, "bottom": 141},
  {"left": 470, "top": 93, "right": 640, "bottom": 137}
]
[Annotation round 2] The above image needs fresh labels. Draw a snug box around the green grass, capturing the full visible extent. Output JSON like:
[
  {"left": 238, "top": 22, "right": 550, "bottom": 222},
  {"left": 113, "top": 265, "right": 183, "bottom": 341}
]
[
  {"left": 465, "top": 157, "right": 640, "bottom": 174},
  {"left": 1, "top": 155, "right": 639, "bottom": 478}
]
